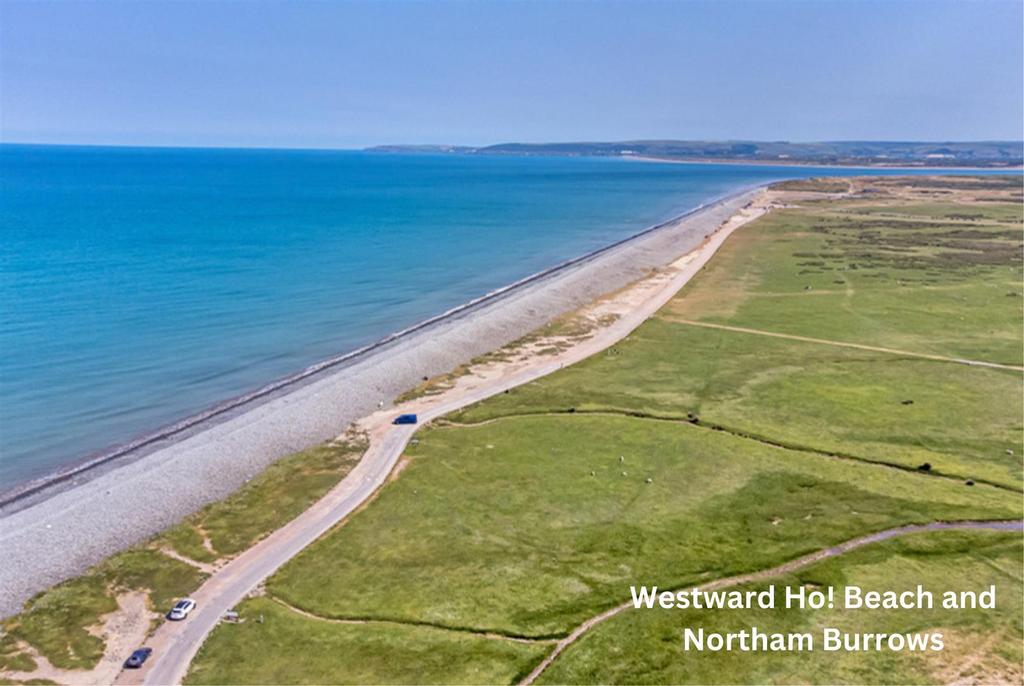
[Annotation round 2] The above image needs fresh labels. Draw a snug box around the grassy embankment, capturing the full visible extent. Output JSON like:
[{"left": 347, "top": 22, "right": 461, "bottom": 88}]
[
  {"left": 0, "top": 434, "right": 365, "bottom": 676},
  {"left": 186, "top": 176, "right": 1023, "bottom": 684}
]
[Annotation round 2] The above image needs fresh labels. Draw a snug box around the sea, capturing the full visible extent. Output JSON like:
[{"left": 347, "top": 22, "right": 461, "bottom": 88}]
[{"left": 0, "top": 144, "right": 1010, "bottom": 490}]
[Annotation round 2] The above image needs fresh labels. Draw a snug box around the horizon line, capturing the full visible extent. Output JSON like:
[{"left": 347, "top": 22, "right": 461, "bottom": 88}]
[{"left": 3, "top": 137, "right": 1023, "bottom": 154}]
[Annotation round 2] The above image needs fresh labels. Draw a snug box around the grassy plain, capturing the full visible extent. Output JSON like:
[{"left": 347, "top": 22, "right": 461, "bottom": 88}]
[
  {"left": 663, "top": 203, "right": 1023, "bottom": 363},
  {"left": 451, "top": 178, "right": 1024, "bottom": 488},
  {"left": 269, "top": 416, "right": 1018, "bottom": 640},
  {"left": 450, "top": 324, "right": 1022, "bottom": 488},
  {"left": 538, "top": 529, "right": 1023, "bottom": 685},
  {"left": 191, "top": 175, "right": 1020, "bottom": 684}
]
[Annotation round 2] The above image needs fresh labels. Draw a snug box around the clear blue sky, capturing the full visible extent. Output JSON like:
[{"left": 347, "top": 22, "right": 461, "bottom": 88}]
[{"left": 2, "top": 0, "right": 1021, "bottom": 148}]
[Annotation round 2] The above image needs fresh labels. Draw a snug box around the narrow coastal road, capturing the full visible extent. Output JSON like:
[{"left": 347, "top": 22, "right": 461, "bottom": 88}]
[
  {"left": 125, "top": 195, "right": 771, "bottom": 686},
  {"left": 129, "top": 422, "right": 419, "bottom": 686},
  {"left": 519, "top": 519, "right": 1024, "bottom": 686},
  {"left": 133, "top": 366, "right": 563, "bottom": 685}
]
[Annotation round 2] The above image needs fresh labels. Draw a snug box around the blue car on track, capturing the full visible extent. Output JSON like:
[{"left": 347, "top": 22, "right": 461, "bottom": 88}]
[
  {"left": 393, "top": 413, "right": 418, "bottom": 425},
  {"left": 124, "top": 648, "right": 152, "bottom": 669}
]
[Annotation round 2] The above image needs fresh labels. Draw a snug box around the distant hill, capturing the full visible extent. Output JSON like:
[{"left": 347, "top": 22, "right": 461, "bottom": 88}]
[{"left": 366, "top": 140, "right": 1023, "bottom": 167}]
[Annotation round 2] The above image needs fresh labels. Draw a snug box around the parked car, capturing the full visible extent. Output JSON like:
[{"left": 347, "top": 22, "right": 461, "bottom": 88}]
[
  {"left": 393, "top": 413, "right": 418, "bottom": 425},
  {"left": 124, "top": 647, "right": 152, "bottom": 669},
  {"left": 167, "top": 598, "right": 197, "bottom": 621}
]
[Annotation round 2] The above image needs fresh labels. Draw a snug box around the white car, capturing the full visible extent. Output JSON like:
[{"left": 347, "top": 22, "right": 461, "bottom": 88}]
[{"left": 167, "top": 598, "right": 197, "bottom": 621}]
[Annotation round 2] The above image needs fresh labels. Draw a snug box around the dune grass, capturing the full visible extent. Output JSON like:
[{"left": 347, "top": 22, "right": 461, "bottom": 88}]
[
  {"left": 0, "top": 435, "right": 367, "bottom": 673},
  {"left": 0, "top": 631, "right": 37, "bottom": 673},
  {"left": 157, "top": 433, "right": 367, "bottom": 561},
  {"left": 538, "top": 529, "right": 1023, "bottom": 685},
  {"left": 843, "top": 202, "right": 1023, "bottom": 223},
  {"left": 2, "top": 549, "right": 204, "bottom": 670}
]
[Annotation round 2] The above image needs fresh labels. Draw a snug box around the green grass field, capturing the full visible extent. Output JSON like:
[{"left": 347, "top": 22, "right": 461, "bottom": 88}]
[
  {"left": 186, "top": 177, "right": 1023, "bottom": 683},
  {"left": 663, "top": 203, "right": 1023, "bottom": 363},
  {"left": 186, "top": 597, "right": 549, "bottom": 686},
  {"left": 269, "top": 416, "right": 1017, "bottom": 639},
  {"left": 538, "top": 529, "right": 1023, "bottom": 685},
  {"left": 450, "top": 324, "right": 1021, "bottom": 488},
  {"left": 450, "top": 185, "right": 1023, "bottom": 488}
]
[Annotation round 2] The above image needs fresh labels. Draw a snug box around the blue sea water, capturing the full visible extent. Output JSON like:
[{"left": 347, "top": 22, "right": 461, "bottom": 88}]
[{"left": 0, "top": 145, "right": 1010, "bottom": 488}]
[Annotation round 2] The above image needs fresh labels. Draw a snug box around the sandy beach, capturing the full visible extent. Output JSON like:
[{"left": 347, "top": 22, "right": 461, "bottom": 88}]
[{"left": 0, "top": 187, "right": 760, "bottom": 619}]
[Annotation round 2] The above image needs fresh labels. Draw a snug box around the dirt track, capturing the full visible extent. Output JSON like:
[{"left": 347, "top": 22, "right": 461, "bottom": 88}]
[{"left": 670, "top": 319, "right": 1024, "bottom": 371}]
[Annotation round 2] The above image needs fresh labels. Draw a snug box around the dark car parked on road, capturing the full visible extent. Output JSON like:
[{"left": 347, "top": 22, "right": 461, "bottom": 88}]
[
  {"left": 124, "top": 647, "right": 152, "bottom": 669},
  {"left": 393, "top": 413, "right": 418, "bottom": 425}
]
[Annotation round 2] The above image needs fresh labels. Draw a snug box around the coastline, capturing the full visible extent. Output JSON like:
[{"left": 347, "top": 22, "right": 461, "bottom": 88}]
[
  {"left": 0, "top": 183, "right": 756, "bottom": 511},
  {"left": 621, "top": 154, "right": 1024, "bottom": 171},
  {"left": 126, "top": 190, "right": 776, "bottom": 686},
  {"left": 0, "top": 185, "right": 761, "bottom": 618}
]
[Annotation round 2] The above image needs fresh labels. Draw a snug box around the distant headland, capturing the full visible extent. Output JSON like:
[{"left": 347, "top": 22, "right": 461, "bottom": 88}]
[{"left": 366, "top": 139, "right": 1024, "bottom": 168}]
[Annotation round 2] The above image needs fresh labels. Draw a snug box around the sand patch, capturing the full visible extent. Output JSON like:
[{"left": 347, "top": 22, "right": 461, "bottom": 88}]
[
  {"left": 0, "top": 591, "right": 152, "bottom": 686},
  {"left": 157, "top": 546, "right": 219, "bottom": 574},
  {"left": 389, "top": 456, "right": 412, "bottom": 482},
  {"left": 927, "top": 628, "right": 1023, "bottom": 685}
]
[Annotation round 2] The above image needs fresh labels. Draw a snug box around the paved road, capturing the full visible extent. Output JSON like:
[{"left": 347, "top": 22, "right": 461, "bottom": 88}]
[
  {"left": 122, "top": 197, "right": 767, "bottom": 686},
  {"left": 129, "top": 421, "right": 416, "bottom": 685}
]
